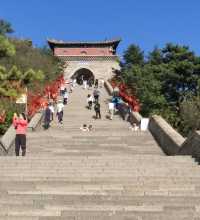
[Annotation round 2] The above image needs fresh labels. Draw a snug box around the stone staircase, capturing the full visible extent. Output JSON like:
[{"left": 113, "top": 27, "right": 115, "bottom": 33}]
[{"left": 0, "top": 86, "right": 200, "bottom": 219}]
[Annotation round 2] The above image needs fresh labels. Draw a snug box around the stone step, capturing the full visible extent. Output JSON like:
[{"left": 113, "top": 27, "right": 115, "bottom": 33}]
[{"left": 1, "top": 86, "right": 199, "bottom": 219}]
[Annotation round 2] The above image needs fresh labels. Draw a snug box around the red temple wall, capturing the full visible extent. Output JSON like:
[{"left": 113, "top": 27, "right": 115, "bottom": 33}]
[{"left": 54, "top": 47, "right": 113, "bottom": 56}]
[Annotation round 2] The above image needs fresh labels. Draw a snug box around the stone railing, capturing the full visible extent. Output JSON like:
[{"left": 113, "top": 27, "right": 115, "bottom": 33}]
[
  {"left": 0, "top": 125, "right": 15, "bottom": 155},
  {"left": 148, "top": 115, "right": 185, "bottom": 155},
  {"left": 104, "top": 80, "right": 113, "bottom": 95},
  {"left": 129, "top": 111, "right": 142, "bottom": 125},
  {"left": 178, "top": 131, "right": 200, "bottom": 157},
  {"left": 149, "top": 115, "right": 200, "bottom": 159},
  {"left": 28, "top": 111, "right": 44, "bottom": 131},
  {"left": 0, "top": 111, "right": 44, "bottom": 155},
  {"left": 105, "top": 80, "right": 200, "bottom": 159}
]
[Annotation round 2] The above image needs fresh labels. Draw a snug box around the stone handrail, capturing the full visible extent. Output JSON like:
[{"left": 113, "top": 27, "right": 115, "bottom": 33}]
[
  {"left": 149, "top": 115, "right": 185, "bottom": 155},
  {"left": 0, "top": 126, "right": 16, "bottom": 154},
  {"left": 105, "top": 80, "right": 200, "bottom": 159},
  {"left": 104, "top": 80, "right": 113, "bottom": 95},
  {"left": 178, "top": 131, "right": 200, "bottom": 157},
  {"left": 0, "top": 111, "right": 44, "bottom": 154},
  {"left": 149, "top": 115, "right": 200, "bottom": 159},
  {"left": 129, "top": 111, "right": 142, "bottom": 125},
  {"left": 28, "top": 111, "right": 44, "bottom": 131}
]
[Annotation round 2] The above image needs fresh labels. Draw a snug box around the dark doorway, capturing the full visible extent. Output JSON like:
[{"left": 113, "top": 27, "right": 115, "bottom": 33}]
[{"left": 72, "top": 68, "right": 94, "bottom": 85}]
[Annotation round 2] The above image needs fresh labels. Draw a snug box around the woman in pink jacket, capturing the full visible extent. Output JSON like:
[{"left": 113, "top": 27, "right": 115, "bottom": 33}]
[{"left": 13, "top": 113, "right": 28, "bottom": 156}]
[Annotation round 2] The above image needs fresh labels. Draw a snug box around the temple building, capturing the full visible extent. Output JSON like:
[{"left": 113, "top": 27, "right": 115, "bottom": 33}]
[{"left": 47, "top": 38, "right": 121, "bottom": 82}]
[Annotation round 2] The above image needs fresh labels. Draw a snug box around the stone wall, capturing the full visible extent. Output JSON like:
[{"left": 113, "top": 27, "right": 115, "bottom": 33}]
[
  {"left": 55, "top": 47, "right": 113, "bottom": 56},
  {"left": 64, "top": 59, "right": 120, "bottom": 80}
]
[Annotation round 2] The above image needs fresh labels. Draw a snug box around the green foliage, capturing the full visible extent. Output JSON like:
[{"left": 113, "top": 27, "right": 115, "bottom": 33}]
[
  {"left": 121, "top": 43, "right": 200, "bottom": 136},
  {"left": 0, "top": 19, "right": 61, "bottom": 135},
  {"left": 0, "top": 38, "right": 60, "bottom": 84},
  {"left": 0, "top": 100, "right": 23, "bottom": 134},
  {"left": 7, "top": 65, "right": 22, "bottom": 80},
  {"left": 22, "top": 69, "right": 44, "bottom": 85},
  {"left": 179, "top": 96, "right": 200, "bottom": 136},
  {"left": 122, "top": 44, "right": 144, "bottom": 66},
  {"left": 0, "top": 35, "right": 15, "bottom": 57},
  {"left": 148, "top": 47, "right": 163, "bottom": 65},
  {"left": 0, "top": 64, "right": 45, "bottom": 98},
  {"left": 0, "top": 37, "right": 60, "bottom": 100},
  {"left": 0, "top": 112, "right": 13, "bottom": 134},
  {"left": 0, "top": 19, "right": 14, "bottom": 36}
]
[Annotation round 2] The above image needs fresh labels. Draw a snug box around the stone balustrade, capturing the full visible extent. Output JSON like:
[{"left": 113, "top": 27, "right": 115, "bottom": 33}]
[
  {"left": 105, "top": 80, "right": 200, "bottom": 159},
  {"left": 149, "top": 115, "right": 185, "bottom": 155},
  {"left": 178, "top": 130, "right": 200, "bottom": 157}
]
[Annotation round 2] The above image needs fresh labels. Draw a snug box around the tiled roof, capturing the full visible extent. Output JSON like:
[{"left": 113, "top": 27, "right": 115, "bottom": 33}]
[{"left": 47, "top": 38, "right": 121, "bottom": 50}]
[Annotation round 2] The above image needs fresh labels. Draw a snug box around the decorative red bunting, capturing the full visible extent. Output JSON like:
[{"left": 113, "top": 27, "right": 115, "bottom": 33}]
[
  {"left": 0, "top": 111, "right": 6, "bottom": 123},
  {"left": 110, "top": 81, "right": 140, "bottom": 112},
  {"left": 27, "top": 74, "right": 64, "bottom": 117}
]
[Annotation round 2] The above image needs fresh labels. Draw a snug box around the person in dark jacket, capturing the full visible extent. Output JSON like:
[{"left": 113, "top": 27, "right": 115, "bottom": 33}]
[
  {"left": 94, "top": 101, "right": 101, "bottom": 119},
  {"left": 94, "top": 79, "right": 98, "bottom": 88},
  {"left": 44, "top": 104, "right": 51, "bottom": 129},
  {"left": 93, "top": 89, "right": 100, "bottom": 102},
  {"left": 63, "top": 88, "right": 69, "bottom": 105},
  {"left": 117, "top": 102, "right": 131, "bottom": 121}
]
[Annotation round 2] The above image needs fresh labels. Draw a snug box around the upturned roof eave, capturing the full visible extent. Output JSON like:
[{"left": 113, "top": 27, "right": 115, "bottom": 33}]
[{"left": 47, "top": 38, "right": 121, "bottom": 50}]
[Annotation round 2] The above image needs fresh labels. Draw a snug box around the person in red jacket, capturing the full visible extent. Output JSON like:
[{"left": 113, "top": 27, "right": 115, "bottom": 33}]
[{"left": 13, "top": 113, "right": 28, "bottom": 156}]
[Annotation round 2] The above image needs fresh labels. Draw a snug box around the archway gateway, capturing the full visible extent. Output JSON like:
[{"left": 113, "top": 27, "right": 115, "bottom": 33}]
[
  {"left": 71, "top": 68, "right": 94, "bottom": 85},
  {"left": 47, "top": 38, "right": 121, "bottom": 81}
]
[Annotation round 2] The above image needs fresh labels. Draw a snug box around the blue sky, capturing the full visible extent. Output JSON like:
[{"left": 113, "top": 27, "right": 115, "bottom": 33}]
[{"left": 1, "top": 0, "right": 200, "bottom": 58}]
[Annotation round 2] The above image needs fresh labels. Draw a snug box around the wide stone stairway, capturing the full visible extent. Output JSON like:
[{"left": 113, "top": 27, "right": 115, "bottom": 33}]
[{"left": 0, "top": 86, "right": 200, "bottom": 219}]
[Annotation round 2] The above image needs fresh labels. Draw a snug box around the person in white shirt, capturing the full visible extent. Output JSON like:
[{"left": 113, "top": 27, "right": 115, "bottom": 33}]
[
  {"left": 87, "top": 94, "right": 94, "bottom": 110},
  {"left": 48, "top": 103, "right": 55, "bottom": 121},
  {"left": 56, "top": 100, "right": 64, "bottom": 124},
  {"left": 72, "top": 78, "right": 76, "bottom": 87},
  {"left": 108, "top": 102, "right": 115, "bottom": 120},
  {"left": 83, "top": 80, "right": 87, "bottom": 89},
  {"left": 99, "top": 79, "right": 104, "bottom": 88}
]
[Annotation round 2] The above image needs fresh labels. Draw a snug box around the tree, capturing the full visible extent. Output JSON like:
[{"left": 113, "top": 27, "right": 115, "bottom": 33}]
[
  {"left": 0, "top": 35, "right": 15, "bottom": 58},
  {"left": 0, "top": 19, "right": 14, "bottom": 35},
  {"left": 179, "top": 96, "right": 200, "bottom": 135},
  {"left": 120, "top": 42, "right": 200, "bottom": 135},
  {"left": 148, "top": 47, "right": 163, "bottom": 65},
  {"left": 0, "top": 19, "right": 62, "bottom": 135},
  {"left": 123, "top": 44, "right": 144, "bottom": 66},
  {"left": 160, "top": 44, "right": 199, "bottom": 104}
]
